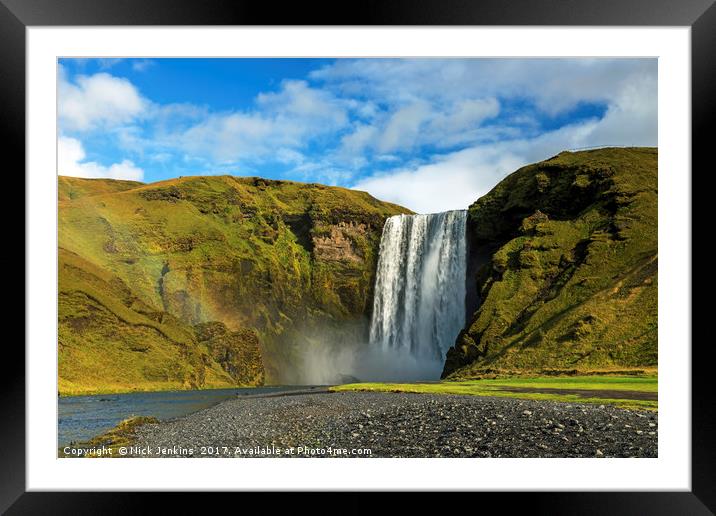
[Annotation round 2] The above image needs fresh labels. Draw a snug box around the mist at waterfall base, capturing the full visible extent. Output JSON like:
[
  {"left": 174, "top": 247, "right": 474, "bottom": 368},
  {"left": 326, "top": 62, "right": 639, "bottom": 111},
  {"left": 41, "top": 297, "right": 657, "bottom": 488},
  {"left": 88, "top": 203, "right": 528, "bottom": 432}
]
[
  {"left": 295, "top": 334, "right": 447, "bottom": 384},
  {"left": 291, "top": 211, "right": 468, "bottom": 385}
]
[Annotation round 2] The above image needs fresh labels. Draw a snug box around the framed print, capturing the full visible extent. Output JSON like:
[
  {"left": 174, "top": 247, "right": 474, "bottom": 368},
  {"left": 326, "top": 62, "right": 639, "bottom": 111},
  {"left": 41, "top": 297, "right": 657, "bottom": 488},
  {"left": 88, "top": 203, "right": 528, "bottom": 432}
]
[{"left": 4, "top": 0, "right": 712, "bottom": 511}]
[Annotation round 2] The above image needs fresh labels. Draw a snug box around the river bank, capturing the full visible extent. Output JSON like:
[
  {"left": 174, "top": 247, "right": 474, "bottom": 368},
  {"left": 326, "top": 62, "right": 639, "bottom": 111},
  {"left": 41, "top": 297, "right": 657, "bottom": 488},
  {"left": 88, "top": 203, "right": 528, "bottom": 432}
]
[
  {"left": 58, "top": 385, "right": 318, "bottom": 447},
  {"left": 83, "top": 390, "right": 658, "bottom": 458}
]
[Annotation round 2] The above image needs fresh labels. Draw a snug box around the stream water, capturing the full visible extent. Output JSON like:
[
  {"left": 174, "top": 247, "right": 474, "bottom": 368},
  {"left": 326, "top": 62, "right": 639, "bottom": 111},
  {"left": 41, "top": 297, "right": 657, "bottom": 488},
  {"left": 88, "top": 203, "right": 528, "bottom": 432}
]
[{"left": 58, "top": 386, "right": 309, "bottom": 446}]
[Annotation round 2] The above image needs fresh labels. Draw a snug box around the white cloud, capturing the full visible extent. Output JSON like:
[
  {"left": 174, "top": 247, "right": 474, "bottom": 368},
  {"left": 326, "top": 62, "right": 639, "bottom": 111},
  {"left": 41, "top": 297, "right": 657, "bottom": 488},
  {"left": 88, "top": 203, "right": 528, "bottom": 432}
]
[
  {"left": 346, "top": 59, "right": 657, "bottom": 213},
  {"left": 132, "top": 59, "right": 156, "bottom": 72},
  {"left": 288, "top": 160, "right": 354, "bottom": 186},
  {"left": 163, "top": 80, "right": 349, "bottom": 163},
  {"left": 378, "top": 102, "right": 431, "bottom": 153},
  {"left": 430, "top": 98, "right": 500, "bottom": 133},
  {"left": 59, "top": 67, "right": 148, "bottom": 131},
  {"left": 351, "top": 77, "right": 656, "bottom": 214},
  {"left": 58, "top": 136, "right": 144, "bottom": 181},
  {"left": 257, "top": 80, "right": 347, "bottom": 126},
  {"left": 583, "top": 72, "right": 657, "bottom": 146},
  {"left": 275, "top": 148, "right": 305, "bottom": 165},
  {"left": 352, "top": 146, "right": 523, "bottom": 214},
  {"left": 55, "top": 58, "right": 656, "bottom": 210},
  {"left": 340, "top": 124, "right": 378, "bottom": 155},
  {"left": 176, "top": 112, "right": 276, "bottom": 162},
  {"left": 312, "top": 58, "right": 656, "bottom": 117},
  {"left": 337, "top": 97, "right": 500, "bottom": 158}
]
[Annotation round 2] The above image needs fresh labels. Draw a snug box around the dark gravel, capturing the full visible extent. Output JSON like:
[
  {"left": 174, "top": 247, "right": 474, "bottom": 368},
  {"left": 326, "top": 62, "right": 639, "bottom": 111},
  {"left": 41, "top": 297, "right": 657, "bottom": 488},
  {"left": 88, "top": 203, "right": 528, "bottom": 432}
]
[{"left": 128, "top": 391, "right": 657, "bottom": 458}]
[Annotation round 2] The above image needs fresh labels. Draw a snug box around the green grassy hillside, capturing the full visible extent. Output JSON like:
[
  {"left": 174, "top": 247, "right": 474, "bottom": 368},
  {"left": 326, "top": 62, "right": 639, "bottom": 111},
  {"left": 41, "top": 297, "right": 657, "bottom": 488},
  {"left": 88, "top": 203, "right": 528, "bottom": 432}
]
[
  {"left": 443, "top": 147, "right": 657, "bottom": 378},
  {"left": 58, "top": 176, "right": 143, "bottom": 202},
  {"left": 58, "top": 175, "right": 410, "bottom": 393},
  {"left": 58, "top": 248, "right": 264, "bottom": 395}
]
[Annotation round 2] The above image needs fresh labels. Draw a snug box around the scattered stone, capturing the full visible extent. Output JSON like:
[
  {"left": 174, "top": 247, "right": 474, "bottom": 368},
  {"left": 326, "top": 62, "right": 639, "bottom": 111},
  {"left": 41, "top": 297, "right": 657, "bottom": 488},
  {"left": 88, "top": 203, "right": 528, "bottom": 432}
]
[{"left": 126, "top": 392, "right": 657, "bottom": 459}]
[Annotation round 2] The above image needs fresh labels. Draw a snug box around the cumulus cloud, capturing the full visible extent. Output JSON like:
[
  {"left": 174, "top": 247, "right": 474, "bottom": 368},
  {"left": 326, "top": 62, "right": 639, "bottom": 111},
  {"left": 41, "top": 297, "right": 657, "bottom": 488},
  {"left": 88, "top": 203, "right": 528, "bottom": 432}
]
[
  {"left": 583, "top": 73, "right": 657, "bottom": 146},
  {"left": 429, "top": 98, "right": 500, "bottom": 136},
  {"left": 58, "top": 136, "right": 144, "bottom": 181},
  {"left": 352, "top": 146, "right": 524, "bottom": 214},
  {"left": 348, "top": 59, "right": 656, "bottom": 213},
  {"left": 312, "top": 58, "right": 656, "bottom": 165},
  {"left": 257, "top": 80, "right": 347, "bottom": 126},
  {"left": 161, "top": 79, "right": 349, "bottom": 163},
  {"left": 352, "top": 104, "right": 656, "bottom": 214},
  {"left": 378, "top": 102, "right": 431, "bottom": 153},
  {"left": 59, "top": 67, "right": 148, "bottom": 131},
  {"left": 175, "top": 112, "right": 276, "bottom": 163},
  {"left": 337, "top": 96, "right": 500, "bottom": 158},
  {"left": 311, "top": 58, "right": 655, "bottom": 117},
  {"left": 56, "top": 58, "right": 656, "bottom": 213},
  {"left": 350, "top": 124, "right": 590, "bottom": 214},
  {"left": 340, "top": 123, "right": 378, "bottom": 155}
]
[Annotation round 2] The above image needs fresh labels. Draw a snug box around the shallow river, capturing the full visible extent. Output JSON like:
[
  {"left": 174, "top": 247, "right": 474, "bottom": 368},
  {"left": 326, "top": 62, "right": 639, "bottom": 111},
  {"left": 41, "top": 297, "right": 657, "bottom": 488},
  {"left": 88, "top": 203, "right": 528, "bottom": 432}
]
[{"left": 58, "top": 386, "right": 310, "bottom": 447}]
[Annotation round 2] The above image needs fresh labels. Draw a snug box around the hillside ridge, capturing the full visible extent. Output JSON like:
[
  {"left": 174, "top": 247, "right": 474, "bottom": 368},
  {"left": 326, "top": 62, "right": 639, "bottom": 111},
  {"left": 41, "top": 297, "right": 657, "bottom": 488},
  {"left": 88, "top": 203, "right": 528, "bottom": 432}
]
[
  {"left": 58, "top": 174, "right": 411, "bottom": 393},
  {"left": 443, "top": 147, "right": 657, "bottom": 378}
]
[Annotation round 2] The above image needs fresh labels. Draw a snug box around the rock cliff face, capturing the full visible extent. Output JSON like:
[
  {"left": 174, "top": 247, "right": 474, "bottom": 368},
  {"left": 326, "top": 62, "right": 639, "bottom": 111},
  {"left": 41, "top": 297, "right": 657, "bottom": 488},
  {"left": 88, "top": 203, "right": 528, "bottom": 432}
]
[
  {"left": 443, "top": 148, "right": 657, "bottom": 378},
  {"left": 313, "top": 222, "right": 367, "bottom": 263},
  {"left": 58, "top": 175, "right": 410, "bottom": 393}
]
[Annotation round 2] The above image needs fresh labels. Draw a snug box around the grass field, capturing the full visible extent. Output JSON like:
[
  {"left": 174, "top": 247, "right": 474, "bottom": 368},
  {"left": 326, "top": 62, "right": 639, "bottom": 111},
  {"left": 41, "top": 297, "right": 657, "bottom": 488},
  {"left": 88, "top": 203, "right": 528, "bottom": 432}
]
[{"left": 331, "top": 375, "right": 658, "bottom": 410}]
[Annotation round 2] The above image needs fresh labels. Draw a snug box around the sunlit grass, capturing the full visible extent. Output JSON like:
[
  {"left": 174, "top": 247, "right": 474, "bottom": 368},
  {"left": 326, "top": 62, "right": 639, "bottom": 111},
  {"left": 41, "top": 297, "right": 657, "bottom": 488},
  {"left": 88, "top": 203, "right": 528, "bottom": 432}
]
[{"left": 331, "top": 375, "right": 658, "bottom": 411}]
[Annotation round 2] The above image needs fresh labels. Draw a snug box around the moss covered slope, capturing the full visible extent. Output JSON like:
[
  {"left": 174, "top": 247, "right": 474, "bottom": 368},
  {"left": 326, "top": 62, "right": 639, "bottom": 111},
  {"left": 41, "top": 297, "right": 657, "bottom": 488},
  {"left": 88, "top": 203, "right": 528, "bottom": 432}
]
[
  {"left": 59, "top": 176, "right": 143, "bottom": 202},
  {"left": 59, "top": 175, "right": 410, "bottom": 392},
  {"left": 59, "top": 248, "right": 264, "bottom": 395},
  {"left": 443, "top": 147, "right": 657, "bottom": 378}
]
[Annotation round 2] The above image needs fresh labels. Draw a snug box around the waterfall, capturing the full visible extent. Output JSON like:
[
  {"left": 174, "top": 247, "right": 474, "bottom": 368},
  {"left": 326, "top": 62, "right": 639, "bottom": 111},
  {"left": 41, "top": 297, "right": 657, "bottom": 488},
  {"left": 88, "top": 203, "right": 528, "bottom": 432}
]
[{"left": 369, "top": 211, "right": 468, "bottom": 371}]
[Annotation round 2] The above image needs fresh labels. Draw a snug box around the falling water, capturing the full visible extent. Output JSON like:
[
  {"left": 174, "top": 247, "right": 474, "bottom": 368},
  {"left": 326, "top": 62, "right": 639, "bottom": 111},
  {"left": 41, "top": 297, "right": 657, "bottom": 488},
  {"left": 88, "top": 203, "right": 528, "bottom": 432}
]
[{"left": 369, "top": 211, "right": 468, "bottom": 372}]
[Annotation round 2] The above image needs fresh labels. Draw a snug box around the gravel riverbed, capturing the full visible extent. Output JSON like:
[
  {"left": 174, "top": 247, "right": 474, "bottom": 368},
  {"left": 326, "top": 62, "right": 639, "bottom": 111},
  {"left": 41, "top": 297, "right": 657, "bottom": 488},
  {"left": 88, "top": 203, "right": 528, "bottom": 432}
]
[{"left": 129, "top": 391, "right": 657, "bottom": 458}]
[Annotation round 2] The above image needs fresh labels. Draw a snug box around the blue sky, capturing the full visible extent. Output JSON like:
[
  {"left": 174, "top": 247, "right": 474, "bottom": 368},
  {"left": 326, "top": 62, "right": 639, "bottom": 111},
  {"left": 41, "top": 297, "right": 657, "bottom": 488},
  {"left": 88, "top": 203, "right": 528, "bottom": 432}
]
[{"left": 58, "top": 58, "right": 656, "bottom": 213}]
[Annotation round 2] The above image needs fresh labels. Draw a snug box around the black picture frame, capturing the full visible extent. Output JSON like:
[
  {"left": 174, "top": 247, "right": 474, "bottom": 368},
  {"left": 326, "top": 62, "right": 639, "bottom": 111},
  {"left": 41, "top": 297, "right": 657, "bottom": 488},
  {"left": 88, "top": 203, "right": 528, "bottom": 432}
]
[{"left": 3, "top": 0, "right": 711, "bottom": 512}]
